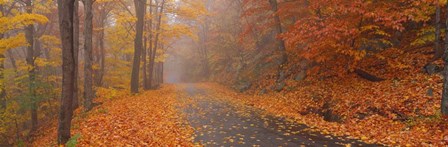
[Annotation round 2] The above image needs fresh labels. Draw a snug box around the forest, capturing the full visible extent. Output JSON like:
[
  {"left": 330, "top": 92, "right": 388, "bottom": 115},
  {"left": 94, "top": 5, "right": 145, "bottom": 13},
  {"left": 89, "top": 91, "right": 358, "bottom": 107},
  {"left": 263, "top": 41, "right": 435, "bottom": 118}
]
[{"left": 0, "top": 0, "right": 448, "bottom": 146}]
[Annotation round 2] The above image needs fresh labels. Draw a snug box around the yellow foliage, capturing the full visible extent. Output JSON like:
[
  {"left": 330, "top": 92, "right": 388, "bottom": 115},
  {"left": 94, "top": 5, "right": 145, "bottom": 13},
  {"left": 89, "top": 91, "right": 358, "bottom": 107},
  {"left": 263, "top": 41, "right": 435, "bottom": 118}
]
[
  {"left": 0, "top": 33, "right": 27, "bottom": 54},
  {"left": 0, "top": 13, "right": 48, "bottom": 34}
]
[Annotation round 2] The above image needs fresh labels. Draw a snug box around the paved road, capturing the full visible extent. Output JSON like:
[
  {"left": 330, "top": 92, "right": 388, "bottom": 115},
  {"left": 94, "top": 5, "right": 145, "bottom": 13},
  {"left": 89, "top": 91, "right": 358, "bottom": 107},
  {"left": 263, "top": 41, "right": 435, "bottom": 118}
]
[{"left": 179, "top": 84, "right": 378, "bottom": 147}]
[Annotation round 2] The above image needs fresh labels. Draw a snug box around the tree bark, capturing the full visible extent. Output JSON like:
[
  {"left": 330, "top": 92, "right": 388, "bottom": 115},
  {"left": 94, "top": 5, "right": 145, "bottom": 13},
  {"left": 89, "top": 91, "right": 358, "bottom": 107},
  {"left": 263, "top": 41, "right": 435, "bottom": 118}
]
[
  {"left": 426, "top": 1, "right": 444, "bottom": 74},
  {"left": 57, "top": 0, "right": 76, "bottom": 144},
  {"left": 142, "top": 37, "right": 148, "bottom": 89},
  {"left": 24, "top": 0, "right": 38, "bottom": 132},
  {"left": 95, "top": 11, "right": 106, "bottom": 87},
  {"left": 433, "top": 1, "right": 443, "bottom": 61},
  {"left": 159, "top": 62, "right": 163, "bottom": 84},
  {"left": 268, "top": 0, "right": 287, "bottom": 64},
  {"left": 145, "top": 0, "right": 153, "bottom": 89},
  {"left": 73, "top": 0, "right": 79, "bottom": 110},
  {"left": 131, "top": 0, "right": 146, "bottom": 93},
  {"left": 442, "top": 1, "right": 448, "bottom": 116},
  {"left": 0, "top": 47, "right": 6, "bottom": 110},
  {"left": 83, "top": 0, "right": 94, "bottom": 111},
  {"left": 354, "top": 69, "right": 385, "bottom": 82},
  {"left": 6, "top": 50, "right": 17, "bottom": 70},
  {"left": 0, "top": 5, "right": 6, "bottom": 110},
  {"left": 148, "top": 0, "right": 165, "bottom": 89}
]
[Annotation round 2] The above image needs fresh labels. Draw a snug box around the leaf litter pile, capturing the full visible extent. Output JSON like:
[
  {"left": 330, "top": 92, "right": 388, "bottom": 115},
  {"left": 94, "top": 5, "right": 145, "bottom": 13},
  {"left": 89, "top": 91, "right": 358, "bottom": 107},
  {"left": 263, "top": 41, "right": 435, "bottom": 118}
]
[
  {"left": 199, "top": 48, "right": 448, "bottom": 147},
  {"left": 31, "top": 85, "right": 194, "bottom": 146},
  {"left": 29, "top": 48, "right": 448, "bottom": 146},
  {"left": 175, "top": 84, "right": 372, "bottom": 146}
]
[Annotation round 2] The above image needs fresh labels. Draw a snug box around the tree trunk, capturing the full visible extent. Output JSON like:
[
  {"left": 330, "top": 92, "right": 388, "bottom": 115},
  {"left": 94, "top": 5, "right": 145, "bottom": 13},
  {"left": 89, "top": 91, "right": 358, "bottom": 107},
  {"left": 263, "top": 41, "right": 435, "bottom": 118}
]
[
  {"left": 6, "top": 50, "right": 17, "bottom": 70},
  {"left": 131, "top": 0, "right": 146, "bottom": 93},
  {"left": 142, "top": 37, "right": 148, "bottom": 89},
  {"left": 0, "top": 53, "right": 6, "bottom": 110},
  {"left": 83, "top": 0, "right": 94, "bottom": 111},
  {"left": 0, "top": 5, "right": 6, "bottom": 109},
  {"left": 25, "top": 0, "right": 38, "bottom": 132},
  {"left": 160, "top": 62, "right": 164, "bottom": 84},
  {"left": 426, "top": 1, "right": 444, "bottom": 74},
  {"left": 268, "top": 0, "right": 287, "bottom": 64},
  {"left": 200, "top": 25, "right": 209, "bottom": 78},
  {"left": 96, "top": 17, "right": 105, "bottom": 87},
  {"left": 149, "top": 0, "right": 165, "bottom": 89},
  {"left": 73, "top": 0, "right": 79, "bottom": 110},
  {"left": 57, "top": 0, "right": 76, "bottom": 144},
  {"left": 442, "top": 1, "right": 448, "bottom": 116},
  {"left": 145, "top": 0, "right": 153, "bottom": 89},
  {"left": 434, "top": 1, "right": 443, "bottom": 61}
]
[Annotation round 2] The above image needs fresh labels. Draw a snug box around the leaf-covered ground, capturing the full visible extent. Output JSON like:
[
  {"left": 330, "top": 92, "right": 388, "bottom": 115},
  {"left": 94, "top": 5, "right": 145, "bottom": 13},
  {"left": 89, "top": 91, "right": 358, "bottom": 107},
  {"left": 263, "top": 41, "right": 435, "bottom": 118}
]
[
  {"left": 177, "top": 84, "right": 374, "bottom": 146},
  {"left": 200, "top": 77, "right": 448, "bottom": 146},
  {"left": 31, "top": 83, "right": 380, "bottom": 146},
  {"left": 31, "top": 85, "right": 194, "bottom": 146}
]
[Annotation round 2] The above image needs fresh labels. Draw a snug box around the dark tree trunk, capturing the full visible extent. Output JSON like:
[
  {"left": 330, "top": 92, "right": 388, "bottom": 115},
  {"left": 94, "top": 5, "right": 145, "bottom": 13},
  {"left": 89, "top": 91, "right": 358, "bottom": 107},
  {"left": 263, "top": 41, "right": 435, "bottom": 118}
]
[
  {"left": 131, "top": 0, "right": 146, "bottom": 93},
  {"left": 0, "top": 5, "right": 6, "bottom": 110},
  {"left": 73, "top": 0, "right": 79, "bottom": 110},
  {"left": 442, "top": 1, "right": 448, "bottom": 116},
  {"left": 83, "top": 0, "right": 94, "bottom": 111},
  {"left": 57, "top": 0, "right": 76, "bottom": 144},
  {"left": 434, "top": 1, "right": 443, "bottom": 61},
  {"left": 268, "top": 0, "right": 287, "bottom": 64},
  {"left": 25, "top": 0, "right": 38, "bottom": 132},
  {"left": 0, "top": 52, "right": 6, "bottom": 110},
  {"left": 426, "top": 1, "right": 444, "bottom": 74},
  {"left": 354, "top": 69, "right": 386, "bottom": 82},
  {"left": 149, "top": 0, "right": 165, "bottom": 89}
]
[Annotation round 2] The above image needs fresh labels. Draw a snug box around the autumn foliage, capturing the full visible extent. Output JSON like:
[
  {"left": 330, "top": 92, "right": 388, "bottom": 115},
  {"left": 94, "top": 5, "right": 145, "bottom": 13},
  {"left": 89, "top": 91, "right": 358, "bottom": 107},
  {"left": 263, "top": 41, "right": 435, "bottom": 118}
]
[{"left": 2, "top": 0, "right": 448, "bottom": 146}]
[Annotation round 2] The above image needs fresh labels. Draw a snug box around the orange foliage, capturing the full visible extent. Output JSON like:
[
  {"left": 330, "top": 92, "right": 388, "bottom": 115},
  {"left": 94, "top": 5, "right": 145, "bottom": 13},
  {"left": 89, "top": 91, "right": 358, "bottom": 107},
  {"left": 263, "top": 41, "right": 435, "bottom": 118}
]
[{"left": 31, "top": 86, "right": 194, "bottom": 146}]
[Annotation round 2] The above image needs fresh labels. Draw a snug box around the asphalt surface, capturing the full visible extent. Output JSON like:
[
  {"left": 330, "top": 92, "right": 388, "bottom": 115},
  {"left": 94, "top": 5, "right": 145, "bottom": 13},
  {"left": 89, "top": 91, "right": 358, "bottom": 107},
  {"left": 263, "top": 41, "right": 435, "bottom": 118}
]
[{"left": 180, "top": 84, "right": 379, "bottom": 147}]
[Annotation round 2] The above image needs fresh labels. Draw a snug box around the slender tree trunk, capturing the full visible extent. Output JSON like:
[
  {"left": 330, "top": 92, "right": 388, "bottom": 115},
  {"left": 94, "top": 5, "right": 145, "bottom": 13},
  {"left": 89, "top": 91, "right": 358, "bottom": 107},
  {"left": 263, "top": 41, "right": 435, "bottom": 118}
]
[
  {"left": 146, "top": 0, "right": 153, "bottom": 88},
  {"left": 199, "top": 25, "right": 209, "bottom": 78},
  {"left": 442, "top": 1, "right": 448, "bottom": 116},
  {"left": 434, "top": 1, "right": 443, "bottom": 61},
  {"left": 0, "top": 53, "right": 6, "bottom": 110},
  {"left": 6, "top": 50, "right": 17, "bottom": 70},
  {"left": 96, "top": 18, "right": 105, "bottom": 87},
  {"left": 149, "top": 0, "right": 165, "bottom": 89},
  {"left": 25, "top": 0, "right": 38, "bottom": 132},
  {"left": 73, "top": 0, "right": 79, "bottom": 110},
  {"left": 426, "top": 1, "right": 444, "bottom": 73},
  {"left": 158, "top": 62, "right": 163, "bottom": 84},
  {"left": 142, "top": 37, "right": 148, "bottom": 89},
  {"left": 156, "top": 62, "right": 161, "bottom": 86},
  {"left": 0, "top": 4, "right": 6, "bottom": 109},
  {"left": 131, "top": 0, "right": 146, "bottom": 93},
  {"left": 268, "top": 0, "right": 287, "bottom": 64},
  {"left": 83, "top": 0, "right": 94, "bottom": 111},
  {"left": 57, "top": 0, "right": 76, "bottom": 144}
]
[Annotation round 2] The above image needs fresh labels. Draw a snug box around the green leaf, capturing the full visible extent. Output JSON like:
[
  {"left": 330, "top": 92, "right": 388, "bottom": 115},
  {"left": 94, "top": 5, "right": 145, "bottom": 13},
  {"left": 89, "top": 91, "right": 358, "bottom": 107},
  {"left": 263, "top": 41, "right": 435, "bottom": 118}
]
[{"left": 65, "top": 134, "right": 81, "bottom": 147}]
